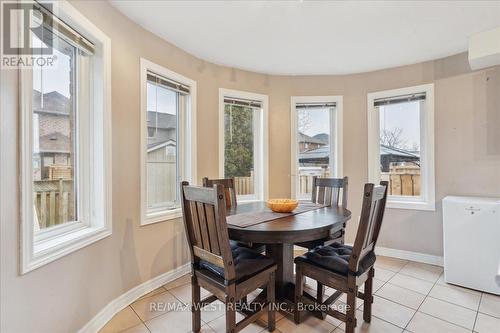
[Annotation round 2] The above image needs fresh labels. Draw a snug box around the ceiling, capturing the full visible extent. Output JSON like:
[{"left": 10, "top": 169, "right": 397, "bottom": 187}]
[{"left": 110, "top": 1, "right": 500, "bottom": 75}]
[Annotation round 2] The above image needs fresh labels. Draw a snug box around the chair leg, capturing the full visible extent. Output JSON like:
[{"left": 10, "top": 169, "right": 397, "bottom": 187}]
[
  {"left": 316, "top": 282, "right": 327, "bottom": 320},
  {"left": 346, "top": 276, "right": 358, "bottom": 333},
  {"left": 225, "top": 285, "right": 236, "bottom": 333},
  {"left": 316, "top": 282, "right": 324, "bottom": 304},
  {"left": 294, "top": 266, "right": 305, "bottom": 324},
  {"left": 191, "top": 275, "right": 201, "bottom": 333},
  {"left": 363, "top": 268, "right": 374, "bottom": 323},
  {"left": 267, "top": 271, "right": 276, "bottom": 332}
]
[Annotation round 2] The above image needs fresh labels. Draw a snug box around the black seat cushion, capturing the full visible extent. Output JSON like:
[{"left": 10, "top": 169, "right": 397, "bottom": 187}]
[
  {"left": 199, "top": 246, "right": 275, "bottom": 282},
  {"left": 295, "top": 243, "right": 376, "bottom": 276},
  {"left": 230, "top": 240, "right": 265, "bottom": 253}
]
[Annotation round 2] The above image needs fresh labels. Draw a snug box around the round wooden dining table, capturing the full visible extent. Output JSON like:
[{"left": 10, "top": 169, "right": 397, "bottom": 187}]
[{"left": 226, "top": 201, "right": 352, "bottom": 303}]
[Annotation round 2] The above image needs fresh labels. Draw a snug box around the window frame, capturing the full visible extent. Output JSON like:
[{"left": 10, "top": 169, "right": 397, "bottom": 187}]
[
  {"left": 140, "top": 58, "right": 197, "bottom": 225},
  {"left": 19, "top": 1, "right": 112, "bottom": 274},
  {"left": 367, "top": 83, "right": 435, "bottom": 211},
  {"left": 218, "top": 88, "right": 269, "bottom": 202},
  {"left": 290, "top": 96, "right": 344, "bottom": 199}
]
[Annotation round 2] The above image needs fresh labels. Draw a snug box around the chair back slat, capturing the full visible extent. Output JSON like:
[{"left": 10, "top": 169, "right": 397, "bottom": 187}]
[
  {"left": 181, "top": 181, "right": 235, "bottom": 281},
  {"left": 204, "top": 204, "right": 221, "bottom": 255},
  {"left": 349, "top": 181, "right": 388, "bottom": 273},
  {"left": 196, "top": 201, "right": 212, "bottom": 251},
  {"left": 311, "top": 176, "right": 349, "bottom": 208},
  {"left": 189, "top": 201, "right": 203, "bottom": 247},
  {"left": 203, "top": 177, "right": 237, "bottom": 209}
]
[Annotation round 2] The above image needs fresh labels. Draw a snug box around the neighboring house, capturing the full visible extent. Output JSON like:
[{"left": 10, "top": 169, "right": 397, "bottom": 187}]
[
  {"left": 298, "top": 143, "right": 420, "bottom": 173},
  {"left": 147, "top": 111, "right": 177, "bottom": 156},
  {"left": 33, "top": 90, "right": 72, "bottom": 181},
  {"left": 298, "top": 132, "right": 327, "bottom": 152},
  {"left": 146, "top": 111, "right": 177, "bottom": 206},
  {"left": 379, "top": 145, "right": 420, "bottom": 172}
]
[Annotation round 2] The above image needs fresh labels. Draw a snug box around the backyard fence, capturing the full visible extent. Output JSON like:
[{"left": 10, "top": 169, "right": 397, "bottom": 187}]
[
  {"left": 381, "top": 164, "right": 421, "bottom": 196},
  {"left": 234, "top": 171, "right": 254, "bottom": 195},
  {"left": 33, "top": 179, "right": 74, "bottom": 229},
  {"left": 147, "top": 153, "right": 176, "bottom": 206}
]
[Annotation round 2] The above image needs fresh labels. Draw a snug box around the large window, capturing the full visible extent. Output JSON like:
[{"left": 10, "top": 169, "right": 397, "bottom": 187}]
[
  {"left": 141, "top": 59, "right": 196, "bottom": 225},
  {"left": 20, "top": 2, "right": 112, "bottom": 273},
  {"left": 291, "top": 96, "right": 343, "bottom": 199},
  {"left": 219, "top": 89, "right": 268, "bottom": 201},
  {"left": 368, "top": 84, "right": 435, "bottom": 211}
]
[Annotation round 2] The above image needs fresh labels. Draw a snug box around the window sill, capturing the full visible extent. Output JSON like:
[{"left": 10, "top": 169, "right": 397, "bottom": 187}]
[
  {"left": 142, "top": 208, "right": 182, "bottom": 226},
  {"left": 387, "top": 200, "right": 435, "bottom": 211},
  {"left": 23, "top": 225, "right": 111, "bottom": 274}
]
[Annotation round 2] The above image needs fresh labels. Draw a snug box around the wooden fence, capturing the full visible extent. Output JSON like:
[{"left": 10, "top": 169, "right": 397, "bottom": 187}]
[
  {"left": 381, "top": 165, "right": 421, "bottom": 196},
  {"left": 147, "top": 153, "right": 176, "bottom": 206},
  {"left": 234, "top": 171, "right": 254, "bottom": 195},
  {"left": 33, "top": 179, "right": 74, "bottom": 229}
]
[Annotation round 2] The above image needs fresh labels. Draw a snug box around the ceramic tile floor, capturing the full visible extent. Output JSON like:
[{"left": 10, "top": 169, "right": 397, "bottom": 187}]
[{"left": 99, "top": 256, "right": 500, "bottom": 333}]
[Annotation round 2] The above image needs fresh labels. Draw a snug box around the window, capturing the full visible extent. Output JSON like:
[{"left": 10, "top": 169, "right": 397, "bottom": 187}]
[
  {"left": 32, "top": 23, "right": 78, "bottom": 228},
  {"left": 368, "top": 84, "right": 435, "bottom": 211},
  {"left": 141, "top": 59, "right": 196, "bottom": 225},
  {"left": 20, "top": 2, "right": 112, "bottom": 273},
  {"left": 219, "top": 89, "right": 268, "bottom": 201},
  {"left": 290, "top": 96, "right": 343, "bottom": 199}
]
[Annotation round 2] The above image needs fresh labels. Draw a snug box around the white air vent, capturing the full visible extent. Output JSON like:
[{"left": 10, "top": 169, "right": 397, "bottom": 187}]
[{"left": 469, "top": 27, "right": 500, "bottom": 70}]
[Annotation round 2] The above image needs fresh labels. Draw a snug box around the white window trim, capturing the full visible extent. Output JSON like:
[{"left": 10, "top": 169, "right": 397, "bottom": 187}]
[
  {"left": 367, "top": 83, "right": 435, "bottom": 211},
  {"left": 140, "top": 58, "right": 197, "bottom": 226},
  {"left": 19, "top": 0, "right": 112, "bottom": 274},
  {"left": 218, "top": 88, "right": 269, "bottom": 202},
  {"left": 290, "top": 96, "right": 344, "bottom": 199}
]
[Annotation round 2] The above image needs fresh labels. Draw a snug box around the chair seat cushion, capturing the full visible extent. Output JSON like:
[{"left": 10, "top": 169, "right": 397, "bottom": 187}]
[
  {"left": 200, "top": 246, "right": 275, "bottom": 282},
  {"left": 294, "top": 243, "right": 376, "bottom": 276}
]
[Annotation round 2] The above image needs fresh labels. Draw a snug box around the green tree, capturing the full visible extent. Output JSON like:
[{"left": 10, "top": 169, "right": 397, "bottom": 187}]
[{"left": 224, "top": 105, "right": 254, "bottom": 178}]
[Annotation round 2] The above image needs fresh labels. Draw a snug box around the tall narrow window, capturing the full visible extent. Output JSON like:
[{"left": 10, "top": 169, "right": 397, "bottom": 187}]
[
  {"left": 32, "top": 26, "right": 79, "bottom": 229},
  {"left": 368, "top": 84, "right": 435, "bottom": 211},
  {"left": 141, "top": 60, "right": 196, "bottom": 225},
  {"left": 146, "top": 72, "right": 181, "bottom": 212},
  {"left": 20, "top": 2, "right": 112, "bottom": 273},
  {"left": 219, "top": 89, "right": 268, "bottom": 201},
  {"left": 291, "top": 97, "right": 343, "bottom": 199}
]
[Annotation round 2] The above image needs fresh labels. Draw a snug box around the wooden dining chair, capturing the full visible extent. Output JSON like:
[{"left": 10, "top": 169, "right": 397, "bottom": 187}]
[
  {"left": 203, "top": 177, "right": 265, "bottom": 253},
  {"left": 296, "top": 176, "right": 349, "bottom": 249},
  {"left": 181, "top": 181, "right": 277, "bottom": 333},
  {"left": 202, "top": 177, "right": 237, "bottom": 209},
  {"left": 294, "top": 181, "right": 389, "bottom": 333}
]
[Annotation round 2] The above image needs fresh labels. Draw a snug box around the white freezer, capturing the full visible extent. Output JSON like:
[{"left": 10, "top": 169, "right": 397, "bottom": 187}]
[{"left": 443, "top": 196, "right": 500, "bottom": 295}]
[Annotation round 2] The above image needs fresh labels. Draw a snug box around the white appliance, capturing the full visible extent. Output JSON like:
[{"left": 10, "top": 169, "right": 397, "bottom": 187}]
[{"left": 443, "top": 196, "right": 500, "bottom": 295}]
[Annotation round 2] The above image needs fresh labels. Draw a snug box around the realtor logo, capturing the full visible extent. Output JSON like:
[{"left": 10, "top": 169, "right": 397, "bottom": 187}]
[{"left": 1, "top": 1, "right": 56, "bottom": 68}]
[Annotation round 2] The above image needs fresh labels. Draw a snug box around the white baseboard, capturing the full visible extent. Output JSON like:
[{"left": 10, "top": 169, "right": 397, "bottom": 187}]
[
  {"left": 375, "top": 246, "right": 444, "bottom": 267},
  {"left": 78, "top": 263, "right": 191, "bottom": 333},
  {"left": 344, "top": 243, "right": 443, "bottom": 267}
]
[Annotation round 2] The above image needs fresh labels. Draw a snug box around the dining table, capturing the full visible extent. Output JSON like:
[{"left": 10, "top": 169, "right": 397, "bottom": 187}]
[{"left": 226, "top": 201, "right": 352, "bottom": 308}]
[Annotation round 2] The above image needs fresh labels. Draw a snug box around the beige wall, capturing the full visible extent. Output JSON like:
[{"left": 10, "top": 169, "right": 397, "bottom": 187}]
[{"left": 1, "top": 1, "right": 499, "bottom": 332}]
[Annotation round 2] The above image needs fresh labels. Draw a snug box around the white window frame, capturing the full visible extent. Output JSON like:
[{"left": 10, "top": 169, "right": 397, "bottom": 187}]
[
  {"left": 140, "top": 58, "right": 197, "bottom": 225},
  {"left": 367, "top": 83, "right": 435, "bottom": 211},
  {"left": 19, "top": 0, "right": 112, "bottom": 274},
  {"left": 219, "top": 88, "right": 269, "bottom": 202},
  {"left": 290, "top": 96, "right": 344, "bottom": 199}
]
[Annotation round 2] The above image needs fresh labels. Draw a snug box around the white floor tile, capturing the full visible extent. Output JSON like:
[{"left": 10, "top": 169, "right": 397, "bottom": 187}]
[
  {"left": 375, "top": 283, "right": 426, "bottom": 310},
  {"left": 388, "top": 273, "right": 434, "bottom": 295},
  {"left": 406, "top": 311, "right": 470, "bottom": 333},
  {"left": 474, "top": 312, "right": 500, "bottom": 333},
  {"left": 418, "top": 297, "right": 476, "bottom": 330},
  {"left": 429, "top": 284, "right": 481, "bottom": 310}
]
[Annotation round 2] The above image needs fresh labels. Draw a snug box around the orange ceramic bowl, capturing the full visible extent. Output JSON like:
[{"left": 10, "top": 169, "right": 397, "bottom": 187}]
[{"left": 267, "top": 199, "right": 299, "bottom": 213}]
